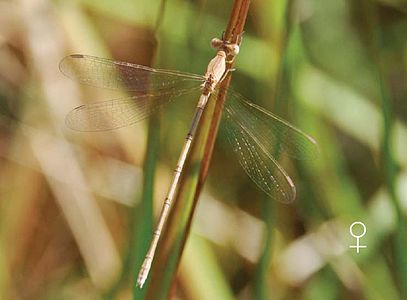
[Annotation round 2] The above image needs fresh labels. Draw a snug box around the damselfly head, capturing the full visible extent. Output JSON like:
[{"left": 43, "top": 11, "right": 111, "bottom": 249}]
[{"left": 211, "top": 37, "right": 240, "bottom": 57}]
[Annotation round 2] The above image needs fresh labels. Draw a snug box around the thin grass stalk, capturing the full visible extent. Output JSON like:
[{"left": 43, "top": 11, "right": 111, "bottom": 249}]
[
  {"left": 131, "top": 2, "right": 167, "bottom": 298},
  {"left": 104, "top": 110, "right": 159, "bottom": 300},
  {"left": 182, "top": 0, "right": 251, "bottom": 237},
  {"left": 105, "top": 44, "right": 159, "bottom": 300},
  {"left": 362, "top": 1, "right": 407, "bottom": 297},
  {"left": 105, "top": 2, "right": 165, "bottom": 299},
  {"left": 145, "top": 95, "right": 217, "bottom": 299},
  {"left": 173, "top": 0, "right": 251, "bottom": 286},
  {"left": 131, "top": 114, "right": 160, "bottom": 300},
  {"left": 378, "top": 70, "right": 407, "bottom": 296},
  {"left": 254, "top": 198, "right": 274, "bottom": 299},
  {"left": 143, "top": 0, "right": 251, "bottom": 297},
  {"left": 253, "top": 1, "right": 293, "bottom": 297}
]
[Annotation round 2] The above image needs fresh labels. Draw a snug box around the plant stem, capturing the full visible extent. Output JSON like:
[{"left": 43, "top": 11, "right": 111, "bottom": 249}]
[{"left": 143, "top": 0, "right": 251, "bottom": 298}]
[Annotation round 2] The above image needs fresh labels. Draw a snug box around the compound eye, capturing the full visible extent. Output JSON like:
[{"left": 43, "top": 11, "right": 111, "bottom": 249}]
[
  {"left": 226, "top": 44, "right": 239, "bottom": 56},
  {"left": 211, "top": 38, "right": 223, "bottom": 49},
  {"left": 230, "top": 44, "right": 240, "bottom": 55}
]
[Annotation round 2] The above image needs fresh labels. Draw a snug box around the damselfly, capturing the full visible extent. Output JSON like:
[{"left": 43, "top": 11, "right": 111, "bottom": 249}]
[{"left": 60, "top": 38, "right": 318, "bottom": 287}]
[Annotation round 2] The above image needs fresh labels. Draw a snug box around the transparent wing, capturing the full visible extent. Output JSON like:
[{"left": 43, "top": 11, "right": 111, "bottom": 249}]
[
  {"left": 223, "top": 117, "right": 296, "bottom": 203},
  {"left": 59, "top": 54, "right": 205, "bottom": 93},
  {"left": 66, "top": 88, "right": 200, "bottom": 131},
  {"left": 224, "top": 89, "right": 318, "bottom": 160},
  {"left": 222, "top": 89, "right": 318, "bottom": 203}
]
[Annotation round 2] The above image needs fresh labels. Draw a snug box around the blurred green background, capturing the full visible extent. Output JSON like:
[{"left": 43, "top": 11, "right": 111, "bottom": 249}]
[{"left": 1, "top": 0, "right": 406, "bottom": 299}]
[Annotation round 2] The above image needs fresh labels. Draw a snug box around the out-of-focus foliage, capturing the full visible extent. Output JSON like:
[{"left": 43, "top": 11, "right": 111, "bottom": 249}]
[{"left": 0, "top": 0, "right": 406, "bottom": 299}]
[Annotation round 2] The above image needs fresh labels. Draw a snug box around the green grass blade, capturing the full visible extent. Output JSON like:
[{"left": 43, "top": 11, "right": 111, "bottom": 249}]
[
  {"left": 132, "top": 115, "right": 160, "bottom": 300},
  {"left": 143, "top": 92, "right": 217, "bottom": 299},
  {"left": 179, "top": 234, "right": 235, "bottom": 300}
]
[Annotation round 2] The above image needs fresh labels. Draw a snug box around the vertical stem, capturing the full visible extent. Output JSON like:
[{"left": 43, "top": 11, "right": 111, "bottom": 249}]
[
  {"left": 185, "top": 0, "right": 251, "bottom": 231},
  {"left": 254, "top": 198, "right": 273, "bottom": 299},
  {"left": 130, "top": 112, "right": 159, "bottom": 299},
  {"left": 253, "top": 1, "right": 292, "bottom": 297},
  {"left": 137, "top": 95, "right": 209, "bottom": 288},
  {"left": 143, "top": 1, "right": 251, "bottom": 298},
  {"left": 196, "top": 0, "right": 251, "bottom": 201},
  {"left": 130, "top": 1, "right": 167, "bottom": 299},
  {"left": 180, "top": 0, "right": 251, "bottom": 261},
  {"left": 174, "top": 0, "right": 251, "bottom": 290},
  {"left": 362, "top": 1, "right": 406, "bottom": 296}
]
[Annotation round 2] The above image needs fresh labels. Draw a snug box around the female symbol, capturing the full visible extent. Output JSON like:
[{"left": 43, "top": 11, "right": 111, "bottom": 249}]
[{"left": 349, "top": 221, "right": 367, "bottom": 253}]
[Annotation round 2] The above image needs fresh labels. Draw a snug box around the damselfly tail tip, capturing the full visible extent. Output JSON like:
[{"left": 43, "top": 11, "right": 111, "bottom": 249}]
[
  {"left": 136, "top": 258, "right": 152, "bottom": 289},
  {"left": 136, "top": 279, "right": 144, "bottom": 289},
  {"left": 136, "top": 271, "right": 147, "bottom": 289}
]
